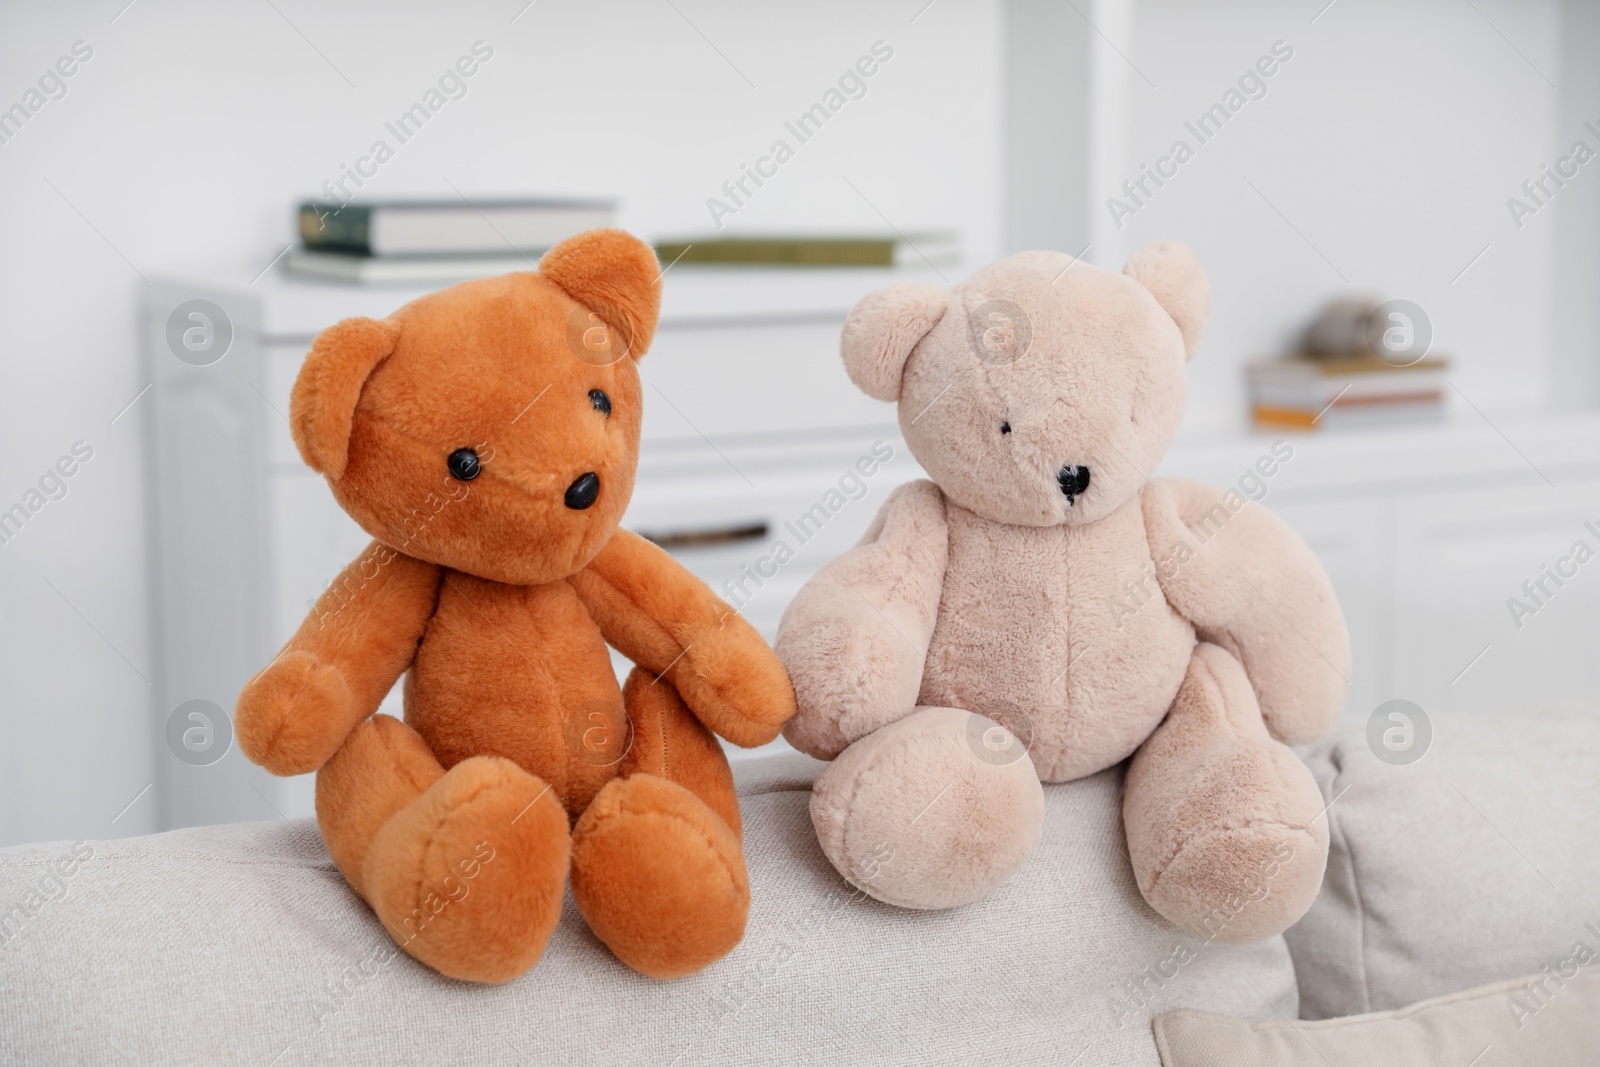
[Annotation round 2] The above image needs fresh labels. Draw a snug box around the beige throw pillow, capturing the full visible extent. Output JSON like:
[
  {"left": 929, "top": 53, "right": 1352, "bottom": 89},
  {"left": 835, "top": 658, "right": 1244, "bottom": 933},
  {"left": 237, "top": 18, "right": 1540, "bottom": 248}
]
[
  {"left": 1155, "top": 962, "right": 1600, "bottom": 1066},
  {"left": 1287, "top": 706, "right": 1600, "bottom": 1020}
]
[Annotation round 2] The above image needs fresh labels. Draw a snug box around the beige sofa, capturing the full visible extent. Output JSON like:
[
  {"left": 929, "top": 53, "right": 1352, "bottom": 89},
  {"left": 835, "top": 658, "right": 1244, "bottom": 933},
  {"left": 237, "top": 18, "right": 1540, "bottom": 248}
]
[{"left": 2, "top": 706, "right": 1595, "bottom": 1065}]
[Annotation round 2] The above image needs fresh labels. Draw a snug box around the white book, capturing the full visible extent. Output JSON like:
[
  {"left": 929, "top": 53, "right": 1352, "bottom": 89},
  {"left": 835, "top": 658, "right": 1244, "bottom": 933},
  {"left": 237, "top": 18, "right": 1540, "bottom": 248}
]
[
  {"left": 298, "top": 197, "right": 617, "bottom": 256},
  {"left": 1250, "top": 376, "right": 1448, "bottom": 408}
]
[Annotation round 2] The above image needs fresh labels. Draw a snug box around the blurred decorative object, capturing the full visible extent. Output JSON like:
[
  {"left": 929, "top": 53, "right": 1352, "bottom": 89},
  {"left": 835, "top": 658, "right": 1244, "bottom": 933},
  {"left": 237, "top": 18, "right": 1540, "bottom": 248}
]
[
  {"left": 1302, "top": 296, "right": 1382, "bottom": 358},
  {"left": 654, "top": 232, "right": 960, "bottom": 268},
  {"left": 1250, "top": 295, "right": 1450, "bottom": 430},
  {"left": 287, "top": 196, "right": 616, "bottom": 284},
  {"left": 1247, "top": 352, "right": 1449, "bottom": 430}
]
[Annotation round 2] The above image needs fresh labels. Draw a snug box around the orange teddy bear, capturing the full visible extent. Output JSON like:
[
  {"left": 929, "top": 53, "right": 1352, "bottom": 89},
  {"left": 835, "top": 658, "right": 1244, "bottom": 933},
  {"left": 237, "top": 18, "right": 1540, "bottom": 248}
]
[{"left": 234, "top": 229, "right": 796, "bottom": 984}]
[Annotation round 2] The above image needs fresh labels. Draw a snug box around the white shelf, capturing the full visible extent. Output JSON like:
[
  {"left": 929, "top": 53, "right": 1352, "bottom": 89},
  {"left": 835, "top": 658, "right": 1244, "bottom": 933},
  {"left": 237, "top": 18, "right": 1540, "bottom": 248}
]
[
  {"left": 1158, "top": 409, "right": 1600, "bottom": 499},
  {"left": 180, "top": 262, "right": 966, "bottom": 342}
]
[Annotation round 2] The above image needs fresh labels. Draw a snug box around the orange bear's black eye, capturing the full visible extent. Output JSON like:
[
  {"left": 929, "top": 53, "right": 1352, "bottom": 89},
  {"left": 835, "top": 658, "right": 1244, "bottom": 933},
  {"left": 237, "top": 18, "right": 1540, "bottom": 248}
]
[
  {"left": 447, "top": 448, "right": 480, "bottom": 481},
  {"left": 589, "top": 389, "right": 611, "bottom": 416}
]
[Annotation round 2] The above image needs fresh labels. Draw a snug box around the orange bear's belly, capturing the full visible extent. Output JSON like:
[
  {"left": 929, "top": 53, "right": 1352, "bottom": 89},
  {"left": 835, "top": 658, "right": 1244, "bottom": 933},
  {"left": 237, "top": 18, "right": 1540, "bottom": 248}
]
[{"left": 406, "top": 570, "right": 625, "bottom": 817}]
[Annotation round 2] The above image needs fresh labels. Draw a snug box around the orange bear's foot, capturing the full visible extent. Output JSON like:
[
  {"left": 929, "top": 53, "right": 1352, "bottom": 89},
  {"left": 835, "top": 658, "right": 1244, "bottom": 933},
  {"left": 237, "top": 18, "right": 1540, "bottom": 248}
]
[
  {"left": 571, "top": 774, "right": 749, "bottom": 979},
  {"left": 362, "top": 755, "right": 570, "bottom": 984}
]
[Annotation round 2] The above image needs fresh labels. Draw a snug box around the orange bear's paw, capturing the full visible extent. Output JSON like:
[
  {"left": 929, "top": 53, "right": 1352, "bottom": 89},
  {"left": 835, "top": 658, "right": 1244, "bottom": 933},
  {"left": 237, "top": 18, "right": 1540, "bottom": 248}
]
[
  {"left": 236, "top": 650, "right": 355, "bottom": 776},
  {"left": 674, "top": 630, "right": 798, "bottom": 749},
  {"left": 570, "top": 774, "right": 749, "bottom": 978},
  {"left": 363, "top": 756, "right": 569, "bottom": 985}
]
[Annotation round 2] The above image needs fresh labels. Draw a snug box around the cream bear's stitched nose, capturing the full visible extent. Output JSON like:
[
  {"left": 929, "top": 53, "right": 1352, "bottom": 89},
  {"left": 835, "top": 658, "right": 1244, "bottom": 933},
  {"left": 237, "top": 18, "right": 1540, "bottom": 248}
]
[{"left": 1057, "top": 465, "right": 1090, "bottom": 504}]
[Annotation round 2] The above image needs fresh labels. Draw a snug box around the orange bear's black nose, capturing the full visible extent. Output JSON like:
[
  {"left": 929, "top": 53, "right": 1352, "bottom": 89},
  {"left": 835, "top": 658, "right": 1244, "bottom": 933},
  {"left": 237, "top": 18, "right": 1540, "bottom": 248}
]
[{"left": 564, "top": 472, "right": 600, "bottom": 510}]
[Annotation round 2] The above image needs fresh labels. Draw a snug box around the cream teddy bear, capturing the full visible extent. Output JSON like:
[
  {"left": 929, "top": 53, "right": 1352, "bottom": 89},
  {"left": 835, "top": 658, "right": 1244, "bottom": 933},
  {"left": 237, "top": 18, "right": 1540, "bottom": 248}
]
[{"left": 776, "top": 243, "right": 1349, "bottom": 941}]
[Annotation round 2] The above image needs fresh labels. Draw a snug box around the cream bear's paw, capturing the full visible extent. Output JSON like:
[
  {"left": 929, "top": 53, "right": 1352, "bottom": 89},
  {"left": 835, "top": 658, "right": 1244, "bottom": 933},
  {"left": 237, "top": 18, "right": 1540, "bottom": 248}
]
[
  {"left": 809, "top": 706, "right": 1044, "bottom": 909},
  {"left": 1140, "top": 819, "right": 1326, "bottom": 943}
]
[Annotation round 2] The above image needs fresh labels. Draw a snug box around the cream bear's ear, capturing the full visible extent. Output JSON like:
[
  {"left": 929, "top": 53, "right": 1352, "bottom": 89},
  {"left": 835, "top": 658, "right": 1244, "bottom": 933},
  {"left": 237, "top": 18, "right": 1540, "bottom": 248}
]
[
  {"left": 539, "top": 228, "right": 662, "bottom": 361},
  {"left": 841, "top": 283, "right": 949, "bottom": 401},
  {"left": 1123, "top": 240, "right": 1210, "bottom": 359},
  {"left": 290, "top": 316, "right": 400, "bottom": 479}
]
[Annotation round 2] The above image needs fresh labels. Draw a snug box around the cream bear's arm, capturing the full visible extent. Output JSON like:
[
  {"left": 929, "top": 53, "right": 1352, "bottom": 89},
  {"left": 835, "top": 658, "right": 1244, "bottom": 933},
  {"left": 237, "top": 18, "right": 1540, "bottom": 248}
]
[
  {"left": 1140, "top": 478, "right": 1350, "bottom": 744},
  {"left": 569, "top": 528, "right": 797, "bottom": 748},
  {"left": 236, "top": 542, "right": 442, "bottom": 776},
  {"left": 776, "top": 479, "right": 949, "bottom": 760}
]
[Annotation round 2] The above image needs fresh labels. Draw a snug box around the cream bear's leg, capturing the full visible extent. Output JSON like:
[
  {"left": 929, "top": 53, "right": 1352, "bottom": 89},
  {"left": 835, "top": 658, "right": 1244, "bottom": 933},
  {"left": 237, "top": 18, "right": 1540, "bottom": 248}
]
[
  {"left": 809, "top": 706, "right": 1044, "bottom": 909},
  {"left": 1122, "top": 642, "right": 1329, "bottom": 943}
]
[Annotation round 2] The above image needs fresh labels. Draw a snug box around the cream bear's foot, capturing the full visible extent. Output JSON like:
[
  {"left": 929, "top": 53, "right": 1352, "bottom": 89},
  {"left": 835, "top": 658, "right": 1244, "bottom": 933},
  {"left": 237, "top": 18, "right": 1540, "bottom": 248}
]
[
  {"left": 1123, "top": 642, "right": 1329, "bottom": 943},
  {"left": 810, "top": 705, "right": 1044, "bottom": 909}
]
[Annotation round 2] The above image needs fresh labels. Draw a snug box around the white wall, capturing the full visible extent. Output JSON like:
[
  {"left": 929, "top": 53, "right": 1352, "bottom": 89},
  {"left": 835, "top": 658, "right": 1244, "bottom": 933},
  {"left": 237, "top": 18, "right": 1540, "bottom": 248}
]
[
  {"left": 0, "top": 0, "right": 1003, "bottom": 847},
  {"left": 1004, "top": 0, "right": 1091, "bottom": 255},
  {"left": 1086, "top": 0, "right": 1594, "bottom": 433},
  {"left": 1551, "top": 0, "right": 1600, "bottom": 406}
]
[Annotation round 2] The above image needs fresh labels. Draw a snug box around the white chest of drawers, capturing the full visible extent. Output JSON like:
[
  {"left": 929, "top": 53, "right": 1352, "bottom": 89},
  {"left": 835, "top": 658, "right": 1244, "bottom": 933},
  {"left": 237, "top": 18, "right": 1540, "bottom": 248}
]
[
  {"left": 141, "top": 270, "right": 1600, "bottom": 831},
  {"left": 140, "top": 267, "right": 938, "bottom": 828}
]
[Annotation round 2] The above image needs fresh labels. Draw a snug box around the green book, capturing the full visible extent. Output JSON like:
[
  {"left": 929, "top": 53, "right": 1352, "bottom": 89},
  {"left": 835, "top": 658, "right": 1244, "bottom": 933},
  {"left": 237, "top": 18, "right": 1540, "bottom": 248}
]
[{"left": 655, "top": 234, "right": 959, "bottom": 268}]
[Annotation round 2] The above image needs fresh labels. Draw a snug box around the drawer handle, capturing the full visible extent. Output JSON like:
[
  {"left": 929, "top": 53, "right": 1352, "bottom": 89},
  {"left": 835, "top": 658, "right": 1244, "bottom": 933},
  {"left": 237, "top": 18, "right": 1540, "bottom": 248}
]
[{"left": 638, "top": 521, "right": 769, "bottom": 549}]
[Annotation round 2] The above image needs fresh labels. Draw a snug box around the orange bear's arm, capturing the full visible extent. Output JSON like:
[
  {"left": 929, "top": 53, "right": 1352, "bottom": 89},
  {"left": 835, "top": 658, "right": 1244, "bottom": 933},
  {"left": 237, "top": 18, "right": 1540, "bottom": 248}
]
[
  {"left": 237, "top": 541, "right": 443, "bottom": 776},
  {"left": 569, "top": 529, "right": 796, "bottom": 747}
]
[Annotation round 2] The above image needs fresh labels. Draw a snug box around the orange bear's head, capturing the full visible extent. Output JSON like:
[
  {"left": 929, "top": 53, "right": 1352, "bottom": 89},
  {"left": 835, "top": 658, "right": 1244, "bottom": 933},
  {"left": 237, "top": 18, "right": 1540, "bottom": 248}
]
[{"left": 288, "top": 229, "right": 661, "bottom": 586}]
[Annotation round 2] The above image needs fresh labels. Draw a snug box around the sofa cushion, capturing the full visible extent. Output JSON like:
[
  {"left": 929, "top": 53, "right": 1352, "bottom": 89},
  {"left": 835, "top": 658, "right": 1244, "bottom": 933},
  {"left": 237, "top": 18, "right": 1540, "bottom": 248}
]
[
  {"left": 1153, "top": 964, "right": 1600, "bottom": 1067},
  {"left": 0, "top": 753, "right": 1296, "bottom": 1065},
  {"left": 1287, "top": 705, "right": 1600, "bottom": 1020}
]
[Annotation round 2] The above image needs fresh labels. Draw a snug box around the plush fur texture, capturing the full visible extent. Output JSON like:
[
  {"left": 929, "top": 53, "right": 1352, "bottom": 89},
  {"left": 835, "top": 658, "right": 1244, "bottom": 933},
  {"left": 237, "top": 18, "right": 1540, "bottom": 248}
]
[
  {"left": 778, "top": 480, "right": 949, "bottom": 760},
  {"left": 840, "top": 282, "right": 949, "bottom": 402},
  {"left": 1123, "top": 643, "right": 1328, "bottom": 943},
  {"left": 778, "top": 243, "right": 1349, "bottom": 941},
  {"left": 888, "top": 249, "right": 1191, "bottom": 528},
  {"left": 291, "top": 317, "right": 401, "bottom": 480},
  {"left": 1123, "top": 239, "right": 1210, "bottom": 359},
  {"left": 810, "top": 706, "right": 1044, "bottom": 909},
  {"left": 236, "top": 229, "right": 796, "bottom": 984}
]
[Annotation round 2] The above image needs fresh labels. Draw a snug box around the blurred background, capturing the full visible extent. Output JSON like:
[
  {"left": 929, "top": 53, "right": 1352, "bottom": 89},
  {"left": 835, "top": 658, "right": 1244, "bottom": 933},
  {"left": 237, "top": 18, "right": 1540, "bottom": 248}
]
[{"left": 2, "top": 0, "right": 1597, "bottom": 848}]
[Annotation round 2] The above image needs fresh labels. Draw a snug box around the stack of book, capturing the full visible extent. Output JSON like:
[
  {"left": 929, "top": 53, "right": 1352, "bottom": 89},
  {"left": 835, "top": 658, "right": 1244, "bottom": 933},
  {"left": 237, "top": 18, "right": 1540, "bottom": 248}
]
[
  {"left": 286, "top": 197, "right": 617, "bottom": 284},
  {"left": 1246, "top": 353, "right": 1450, "bottom": 431},
  {"left": 653, "top": 233, "right": 960, "bottom": 269}
]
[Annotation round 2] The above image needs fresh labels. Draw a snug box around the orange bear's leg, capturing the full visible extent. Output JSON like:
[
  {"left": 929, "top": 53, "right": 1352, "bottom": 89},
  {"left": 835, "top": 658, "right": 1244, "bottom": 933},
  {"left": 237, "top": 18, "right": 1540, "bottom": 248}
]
[
  {"left": 318, "top": 713, "right": 571, "bottom": 984},
  {"left": 316, "top": 714, "right": 444, "bottom": 894},
  {"left": 570, "top": 666, "right": 749, "bottom": 979}
]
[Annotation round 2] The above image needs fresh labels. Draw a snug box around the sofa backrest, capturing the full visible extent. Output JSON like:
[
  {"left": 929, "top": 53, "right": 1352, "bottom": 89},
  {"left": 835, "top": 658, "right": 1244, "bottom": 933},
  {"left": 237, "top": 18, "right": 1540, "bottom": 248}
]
[{"left": 0, "top": 752, "right": 1298, "bottom": 1065}]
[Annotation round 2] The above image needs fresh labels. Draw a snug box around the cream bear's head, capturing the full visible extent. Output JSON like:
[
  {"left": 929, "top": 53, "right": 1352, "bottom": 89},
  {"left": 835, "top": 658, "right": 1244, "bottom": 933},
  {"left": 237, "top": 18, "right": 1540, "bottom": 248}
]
[{"left": 842, "top": 242, "right": 1209, "bottom": 526}]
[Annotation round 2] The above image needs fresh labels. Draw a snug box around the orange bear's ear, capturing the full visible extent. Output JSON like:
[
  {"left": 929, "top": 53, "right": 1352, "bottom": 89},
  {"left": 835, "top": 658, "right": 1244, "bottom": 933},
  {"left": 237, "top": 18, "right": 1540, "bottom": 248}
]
[
  {"left": 290, "top": 316, "right": 400, "bottom": 479},
  {"left": 539, "top": 229, "right": 662, "bottom": 361}
]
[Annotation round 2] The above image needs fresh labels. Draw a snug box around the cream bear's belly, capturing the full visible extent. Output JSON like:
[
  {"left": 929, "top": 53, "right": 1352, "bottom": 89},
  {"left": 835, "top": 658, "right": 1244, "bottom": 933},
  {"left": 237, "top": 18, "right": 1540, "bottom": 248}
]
[{"left": 919, "top": 497, "right": 1195, "bottom": 781}]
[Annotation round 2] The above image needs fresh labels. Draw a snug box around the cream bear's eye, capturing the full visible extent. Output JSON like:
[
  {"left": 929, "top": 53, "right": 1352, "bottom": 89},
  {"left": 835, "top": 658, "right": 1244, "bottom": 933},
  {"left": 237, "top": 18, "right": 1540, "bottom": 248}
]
[
  {"left": 589, "top": 389, "right": 612, "bottom": 416},
  {"left": 1000, "top": 422, "right": 1011, "bottom": 435}
]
